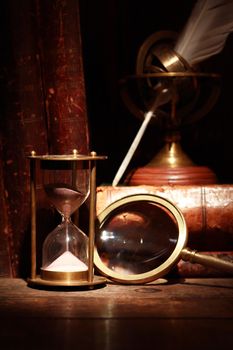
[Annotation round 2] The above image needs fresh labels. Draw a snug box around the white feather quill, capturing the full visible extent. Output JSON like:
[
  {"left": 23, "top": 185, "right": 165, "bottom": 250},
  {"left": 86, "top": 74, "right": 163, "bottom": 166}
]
[{"left": 175, "top": 0, "right": 233, "bottom": 65}]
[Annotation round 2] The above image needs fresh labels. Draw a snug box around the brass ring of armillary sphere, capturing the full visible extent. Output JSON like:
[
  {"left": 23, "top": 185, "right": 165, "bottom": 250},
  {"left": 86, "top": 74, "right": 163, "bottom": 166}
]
[
  {"left": 120, "top": 71, "right": 221, "bottom": 125},
  {"left": 120, "top": 31, "right": 221, "bottom": 125}
]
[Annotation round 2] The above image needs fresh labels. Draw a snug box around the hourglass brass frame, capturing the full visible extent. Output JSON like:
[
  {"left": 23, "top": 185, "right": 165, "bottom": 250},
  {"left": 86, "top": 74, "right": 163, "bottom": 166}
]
[{"left": 27, "top": 151, "right": 107, "bottom": 288}]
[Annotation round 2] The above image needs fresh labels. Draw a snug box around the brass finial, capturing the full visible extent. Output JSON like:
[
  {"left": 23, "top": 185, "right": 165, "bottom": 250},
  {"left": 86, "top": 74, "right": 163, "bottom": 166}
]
[{"left": 72, "top": 149, "right": 78, "bottom": 157}]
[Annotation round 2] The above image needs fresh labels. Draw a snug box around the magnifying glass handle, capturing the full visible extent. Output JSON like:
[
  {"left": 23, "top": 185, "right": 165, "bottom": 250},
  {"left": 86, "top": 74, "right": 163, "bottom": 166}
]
[{"left": 181, "top": 247, "right": 233, "bottom": 275}]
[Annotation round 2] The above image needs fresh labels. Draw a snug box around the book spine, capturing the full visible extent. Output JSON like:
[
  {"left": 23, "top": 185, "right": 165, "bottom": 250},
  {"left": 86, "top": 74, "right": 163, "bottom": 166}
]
[
  {"left": 0, "top": 1, "right": 90, "bottom": 277},
  {"left": 38, "top": 0, "right": 89, "bottom": 154},
  {"left": 0, "top": 2, "right": 48, "bottom": 277},
  {"left": 0, "top": 139, "right": 12, "bottom": 277}
]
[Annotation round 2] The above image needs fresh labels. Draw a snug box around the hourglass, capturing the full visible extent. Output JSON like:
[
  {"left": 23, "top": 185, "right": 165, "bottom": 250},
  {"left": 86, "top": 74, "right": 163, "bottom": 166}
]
[{"left": 27, "top": 150, "right": 107, "bottom": 288}]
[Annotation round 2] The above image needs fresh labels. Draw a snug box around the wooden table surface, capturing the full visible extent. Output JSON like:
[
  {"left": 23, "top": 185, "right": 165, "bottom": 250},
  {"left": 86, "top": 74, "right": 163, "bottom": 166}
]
[{"left": 0, "top": 278, "right": 233, "bottom": 349}]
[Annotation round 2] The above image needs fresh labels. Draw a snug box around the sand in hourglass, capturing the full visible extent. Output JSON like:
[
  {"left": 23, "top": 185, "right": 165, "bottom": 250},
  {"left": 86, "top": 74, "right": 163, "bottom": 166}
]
[
  {"left": 44, "top": 183, "right": 88, "bottom": 272},
  {"left": 44, "top": 183, "right": 86, "bottom": 217},
  {"left": 44, "top": 251, "right": 88, "bottom": 272}
]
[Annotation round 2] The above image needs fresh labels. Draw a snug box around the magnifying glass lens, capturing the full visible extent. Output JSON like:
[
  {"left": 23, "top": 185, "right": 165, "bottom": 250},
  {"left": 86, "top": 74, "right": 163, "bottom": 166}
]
[{"left": 96, "top": 201, "right": 179, "bottom": 275}]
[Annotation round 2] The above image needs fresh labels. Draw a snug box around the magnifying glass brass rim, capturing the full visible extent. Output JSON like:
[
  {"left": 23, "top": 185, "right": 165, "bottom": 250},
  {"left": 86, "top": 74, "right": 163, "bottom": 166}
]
[{"left": 94, "top": 194, "right": 187, "bottom": 284}]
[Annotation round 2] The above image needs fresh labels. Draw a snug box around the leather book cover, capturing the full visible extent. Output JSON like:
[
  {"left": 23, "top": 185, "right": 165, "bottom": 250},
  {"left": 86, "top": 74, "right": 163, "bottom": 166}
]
[
  {"left": 0, "top": 140, "right": 12, "bottom": 277},
  {"left": 38, "top": 0, "right": 89, "bottom": 155},
  {"left": 0, "top": 1, "right": 90, "bottom": 277},
  {"left": 0, "top": 2, "right": 49, "bottom": 277},
  {"left": 96, "top": 185, "right": 233, "bottom": 251}
]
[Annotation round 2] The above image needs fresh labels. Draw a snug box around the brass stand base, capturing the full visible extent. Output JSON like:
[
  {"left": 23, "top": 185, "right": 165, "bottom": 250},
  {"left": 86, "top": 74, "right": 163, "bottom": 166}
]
[
  {"left": 126, "top": 141, "right": 217, "bottom": 186},
  {"left": 127, "top": 165, "right": 217, "bottom": 186},
  {"left": 27, "top": 275, "right": 107, "bottom": 289}
]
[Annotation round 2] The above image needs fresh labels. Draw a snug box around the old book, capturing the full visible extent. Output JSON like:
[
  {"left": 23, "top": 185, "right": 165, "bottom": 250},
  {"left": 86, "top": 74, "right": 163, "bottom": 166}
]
[
  {"left": 38, "top": 1, "right": 89, "bottom": 155},
  {"left": 0, "top": 1, "right": 90, "bottom": 278},
  {"left": 0, "top": 2, "right": 49, "bottom": 277},
  {"left": 96, "top": 185, "right": 233, "bottom": 251},
  {"left": 0, "top": 140, "right": 12, "bottom": 277}
]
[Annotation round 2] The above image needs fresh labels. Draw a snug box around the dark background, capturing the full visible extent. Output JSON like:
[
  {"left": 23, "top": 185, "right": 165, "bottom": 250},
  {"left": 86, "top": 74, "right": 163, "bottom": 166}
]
[{"left": 79, "top": 0, "right": 233, "bottom": 185}]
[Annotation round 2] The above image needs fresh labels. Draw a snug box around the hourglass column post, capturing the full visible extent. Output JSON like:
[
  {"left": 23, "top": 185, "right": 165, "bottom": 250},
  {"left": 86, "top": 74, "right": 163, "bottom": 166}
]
[
  {"left": 88, "top": 153, "right": 97, "bottom": 282},
  {"left": 30, "top": 152, "right": 37, "bottom": 280}
]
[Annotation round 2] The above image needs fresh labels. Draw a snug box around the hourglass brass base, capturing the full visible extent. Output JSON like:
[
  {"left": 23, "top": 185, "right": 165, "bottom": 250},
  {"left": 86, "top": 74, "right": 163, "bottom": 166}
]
[{"left": 27, "top": 275, "right": 107, "bottom": 288}]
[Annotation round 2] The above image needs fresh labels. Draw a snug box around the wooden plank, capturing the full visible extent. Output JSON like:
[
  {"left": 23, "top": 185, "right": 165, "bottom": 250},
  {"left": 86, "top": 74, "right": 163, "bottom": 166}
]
[
  {"left": 0, "top": 278, "right": 233, "bottom": 318},
  {"left": 0, "top": 278, "right": 233, "bottom": 350}
]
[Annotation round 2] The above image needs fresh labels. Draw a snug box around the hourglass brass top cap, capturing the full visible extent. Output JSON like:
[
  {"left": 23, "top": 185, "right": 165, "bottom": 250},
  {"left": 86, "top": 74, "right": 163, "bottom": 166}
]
[{"left": 28, "top": 150, "right": 107, "bottom": 161}]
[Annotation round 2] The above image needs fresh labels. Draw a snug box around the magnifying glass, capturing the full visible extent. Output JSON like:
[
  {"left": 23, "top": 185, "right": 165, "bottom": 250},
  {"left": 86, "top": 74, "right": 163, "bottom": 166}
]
[{"left": 94, "top": 194, "right": 233, "bottom": 284}]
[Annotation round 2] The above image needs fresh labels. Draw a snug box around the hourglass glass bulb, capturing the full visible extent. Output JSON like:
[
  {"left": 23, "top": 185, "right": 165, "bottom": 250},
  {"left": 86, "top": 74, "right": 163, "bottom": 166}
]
[
  {"left": 42, "top": 221, "right": 89, "bottom": 273},
  {"left": 44, "top": 184, "right": 86, "bottom": 217}
]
